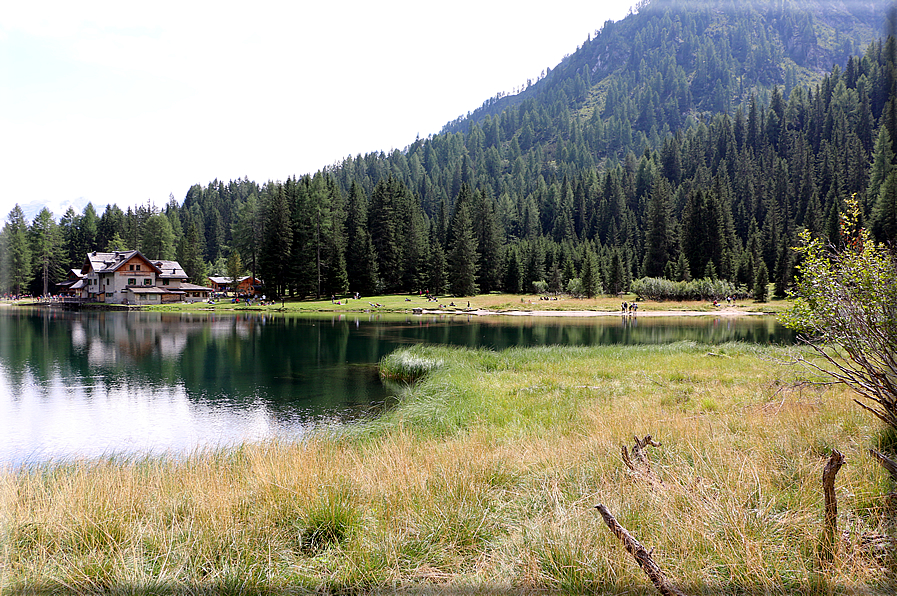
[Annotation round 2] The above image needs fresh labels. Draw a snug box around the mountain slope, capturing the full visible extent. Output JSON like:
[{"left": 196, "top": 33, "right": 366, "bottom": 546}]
[{"left": 446, "top": 0, "right": 890, "bottom": 139}]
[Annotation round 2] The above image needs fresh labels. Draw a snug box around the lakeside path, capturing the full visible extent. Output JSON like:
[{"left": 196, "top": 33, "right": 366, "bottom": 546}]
[
  {"left": 417, "top": 306, "right": 767, "bottom": 317},
  {"left": 7, "top": 294, "right": 790, "bottom": 317}
]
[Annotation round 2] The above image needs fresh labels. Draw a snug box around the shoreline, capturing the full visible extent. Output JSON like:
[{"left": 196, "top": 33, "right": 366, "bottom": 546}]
[
  {"left": 5, "top": 299, "right": 782, "bottom": 318},
  {"left": 416, "top": 306, "right": 767, "bottom": 317}
]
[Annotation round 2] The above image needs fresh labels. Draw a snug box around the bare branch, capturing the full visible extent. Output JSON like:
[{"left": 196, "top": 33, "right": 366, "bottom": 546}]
[
  {"left": 869, "top": 448, "right": 897, "bottom": 482},
  {"left": 595, "top": 503, "right": 686, "bottom": 596}
]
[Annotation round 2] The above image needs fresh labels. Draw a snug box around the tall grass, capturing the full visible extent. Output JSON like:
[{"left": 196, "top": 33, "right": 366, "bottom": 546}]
[{"left": 2, "top": 342, "right": 894, "bottom": 593}]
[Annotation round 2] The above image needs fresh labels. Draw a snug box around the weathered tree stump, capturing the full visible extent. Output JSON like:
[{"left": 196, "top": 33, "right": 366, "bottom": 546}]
[
  {"left": 594, "top": 503, "right": 686, "bottom": 596},
  {"left": 622, "top": 434, "right": 663, "bottom": 485},
  {"left": 821, "top": 450, "right": 845, "bottom": 562}
]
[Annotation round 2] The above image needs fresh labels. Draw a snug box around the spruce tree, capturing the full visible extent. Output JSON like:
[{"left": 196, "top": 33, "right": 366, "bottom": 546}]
[
  {"left": 29, "top": 208, "right": 63, "bottom": 297},
  {"left": 872, "top": 172, "right": 897, "bottom": 243},
  {"left": 428, "top": 223, "right": 447, "bottom": 295},
  {"left": 642, "top": 178, "right": 672, "bottom": 277},
  {"left": 179, "top": 219, "right": 207, "bottom": 286},
  {"left": 259, "top": 184, "right": 293, "bottom": 297},
  {"left": 448, "top": 202, "right": 479, "bottom": 296},
  {"left": 142, "top": 213, "right": 175, "bottom": 260},
  {"left": 503, "top": 245, "right": 523, "bottom": 293},
  {"left": 2, "top": 206, "right": 33, "bottom": 295},
  {"left": 581, "top": 247, "right": 601, "bottom": 297},
  {"left": 753, "top": 261, "right": 769, "bottom": 302},
  {"left": 868, "top": 127, "right": 895, "bottom": 214},
  {"left": 226, "top": 252, "right": 244, "bottom": 291}
]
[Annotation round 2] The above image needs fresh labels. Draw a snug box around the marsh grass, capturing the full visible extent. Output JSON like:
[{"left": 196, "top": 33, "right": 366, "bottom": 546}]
[{"left": 2, "top": 342, "right": 894, "bottom": 594}]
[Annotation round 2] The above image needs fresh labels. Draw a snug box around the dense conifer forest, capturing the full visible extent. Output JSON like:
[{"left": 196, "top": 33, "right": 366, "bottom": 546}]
[{"left": 2, "top": 0, "right": 895, "bottom": 300}]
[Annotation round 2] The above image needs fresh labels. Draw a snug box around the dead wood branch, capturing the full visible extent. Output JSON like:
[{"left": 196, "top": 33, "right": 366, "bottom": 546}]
[
  {"left": 869, "top": 448, "right": 897, "bottom": 482},
  {"left": 821, "top": 450, "right": 845, "bottom": 562},
  {"left": 622, "top": 434, "right": 664, "bottom": 485},
  {"left": 632, "top": 434, "right": 662, "bottom": 464},
  {"left": 594, "top": 503, "right": 686, "bottom": 596}
]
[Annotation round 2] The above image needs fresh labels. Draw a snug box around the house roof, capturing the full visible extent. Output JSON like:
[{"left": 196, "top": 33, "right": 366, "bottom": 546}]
[
  {"left": 208, "top": 276, "right": 257, "bottom": 285},
  {"left": 82, "top": 250, "right": 163, "bottom": 275},
  {"left": 152, "top": 260, "right": 189, "bottom": 279},
  {"left": 79, "top": 251, "right": 191, "bottom": 281}
]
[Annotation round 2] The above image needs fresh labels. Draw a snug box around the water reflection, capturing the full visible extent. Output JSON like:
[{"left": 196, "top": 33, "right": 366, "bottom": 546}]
[{"left": 0, "top": 308, "right": 793, "bottom": 466}]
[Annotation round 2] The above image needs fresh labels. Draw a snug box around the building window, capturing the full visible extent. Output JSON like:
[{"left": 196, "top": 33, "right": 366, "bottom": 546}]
[
  {"left": 129, "top": 265, "right": 134, "bottom": 271},
  {"left": 128, "top": 278, "right": 135, "bottom": 286},
  {"left": 162, "top": 278, "right": 169, "bottom": 286},
  {"left": 144, "top": 278, "right": 151, "bottom": 285},
  {"left": 136, "top": 265, "right": 141, "bottom": 271},
  {"left": 106, "top": 292, "right": 113, "bottom": 298}
]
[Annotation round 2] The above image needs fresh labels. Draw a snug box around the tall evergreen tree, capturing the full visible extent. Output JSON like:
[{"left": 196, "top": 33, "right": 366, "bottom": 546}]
[
  {"left": 1, "top": 206, "right": 33, "bottom": 295},
  {"left": 142, "top": 213, "right": 176, "bottom": 260},
  {"left": 259, "top": 184, "right": 293, "bottom": 297},
  {"left": 447, "top": 202, "right": 478, "bottom": 296},
  {"left": 872, "top": 172, "right": 897, "bottom": 242},
  {"left": 641, "top": 178, "right": 673, "bottom": 277},
  {"left": 581, "top": 245, "right": 601, "bottom": 297},
  {"left": 178, "top": 217, "right": 207, "bottom": 285},
  {"left": 29, "top": 208, "right": 64, "bottom": 297},
  {"left": 232, "top": 193, "right": 263, "bottom": 285}
]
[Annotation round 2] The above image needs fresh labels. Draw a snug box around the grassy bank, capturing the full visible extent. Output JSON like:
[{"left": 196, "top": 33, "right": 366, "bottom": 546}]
[
  {"left": 2, "top": 342, "right": 892, "bottom": 594},
  {"left": 142, "top": 292, "right": 791, "bottom": 315}
]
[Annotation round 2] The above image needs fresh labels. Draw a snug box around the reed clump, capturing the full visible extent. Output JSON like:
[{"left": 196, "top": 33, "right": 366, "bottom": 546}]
[{"left": 1, "top": 342, "right": 894, "bottom": 594}]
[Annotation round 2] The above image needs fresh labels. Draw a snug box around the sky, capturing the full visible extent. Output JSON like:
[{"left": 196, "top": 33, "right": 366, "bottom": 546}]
[{"left": 1, "top": 1, "right": 639, "bottom": 221}]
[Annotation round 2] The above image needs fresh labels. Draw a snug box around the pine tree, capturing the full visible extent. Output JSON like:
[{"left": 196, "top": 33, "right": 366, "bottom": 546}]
[
  {"left": 226, "top": 252, "right": 244, "bottom": 292},
  {"left": 369, "top": 177, "right": 408, "bottom": 293},
  {"left": 871, "top": 172, "right": 897, "bottom": 243},
  {"left": 581, "top": 246, "right": 601, "bottom": 297},
  {"left": 142, "top": 213, "right": 175, "bottom": 260},
  {"left": 76, "top": 203, "right": 98, "bottom": 256},
  {"left": 1, "top": 206, "right": 33, "bottom": 295},
  {"left": 674, "top": 252, "right": 692, "bottom": 282},
  {"left": 428, "top": 222, "right": 447, "bottom": 295},
  {"left": 232, "top": 194, "right": 263, "bottom": 285},
  {"left": 753, "top": 260, "right": 769, "bottom": 302},
  {"left": 29, "top": 208, "right": 63, "bottom": 297},
  {"left": 868, "top": 127, "right": 895, "bottom": 210},
  {"left": 641, "top": 178, "right": 672, "bottom": 277},
  {"left": 448, "top": 202, "right": 479, "bottom": 296},
  {"left": 178, "top": 219, "right": 207, "bottom": 285},
  {"left": 259, "top": 184, "right": 293, "bottom": 297},
  {"left": 502, "top": 245, "right": 523, "bottom": 293}
]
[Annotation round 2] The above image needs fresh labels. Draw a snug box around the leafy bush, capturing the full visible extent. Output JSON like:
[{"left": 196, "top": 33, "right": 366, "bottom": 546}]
[
  {"left": 630, "top": 276, "right": 737, "bottom": 301},
  {"left": 783, "top": 196, "right": 897, "bottom": 429}
]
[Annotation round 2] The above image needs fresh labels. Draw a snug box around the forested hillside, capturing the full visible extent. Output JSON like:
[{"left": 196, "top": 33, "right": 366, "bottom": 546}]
[{"left": 2, "top": 0, "right": 895, "bottom": 300}]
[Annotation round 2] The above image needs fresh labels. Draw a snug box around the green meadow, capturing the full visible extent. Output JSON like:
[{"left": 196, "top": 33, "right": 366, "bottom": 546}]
[
  {"left": 140, "top": 292, "right": 791, "bottom": 315},
  {"left": 2, "top": 341, "right": 893, "bottom": 594}
]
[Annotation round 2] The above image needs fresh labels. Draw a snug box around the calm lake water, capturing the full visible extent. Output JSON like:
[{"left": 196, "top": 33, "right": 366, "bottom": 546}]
[{"left": 0, "top": 307, "right": 793, "bottom": 467}]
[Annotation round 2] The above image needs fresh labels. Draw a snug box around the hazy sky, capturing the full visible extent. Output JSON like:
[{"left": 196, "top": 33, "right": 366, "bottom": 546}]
[{"left": 1, "top": 1, "right": 639, "bottom": 220}]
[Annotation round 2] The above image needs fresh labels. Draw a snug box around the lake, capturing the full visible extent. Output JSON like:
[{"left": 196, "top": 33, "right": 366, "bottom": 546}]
[{"left": 0, "top": 307, "right": 793, "bottom": 467}]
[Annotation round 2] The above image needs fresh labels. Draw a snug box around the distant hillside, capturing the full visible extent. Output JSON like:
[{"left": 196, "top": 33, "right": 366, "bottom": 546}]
[{"left": 444, "top": 0, "right": 891, "bottom": 138}]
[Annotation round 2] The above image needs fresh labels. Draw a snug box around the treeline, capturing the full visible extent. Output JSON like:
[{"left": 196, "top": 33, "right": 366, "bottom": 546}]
[{"left": 1, "top": 1, "right": 895, "bottom": 300}]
